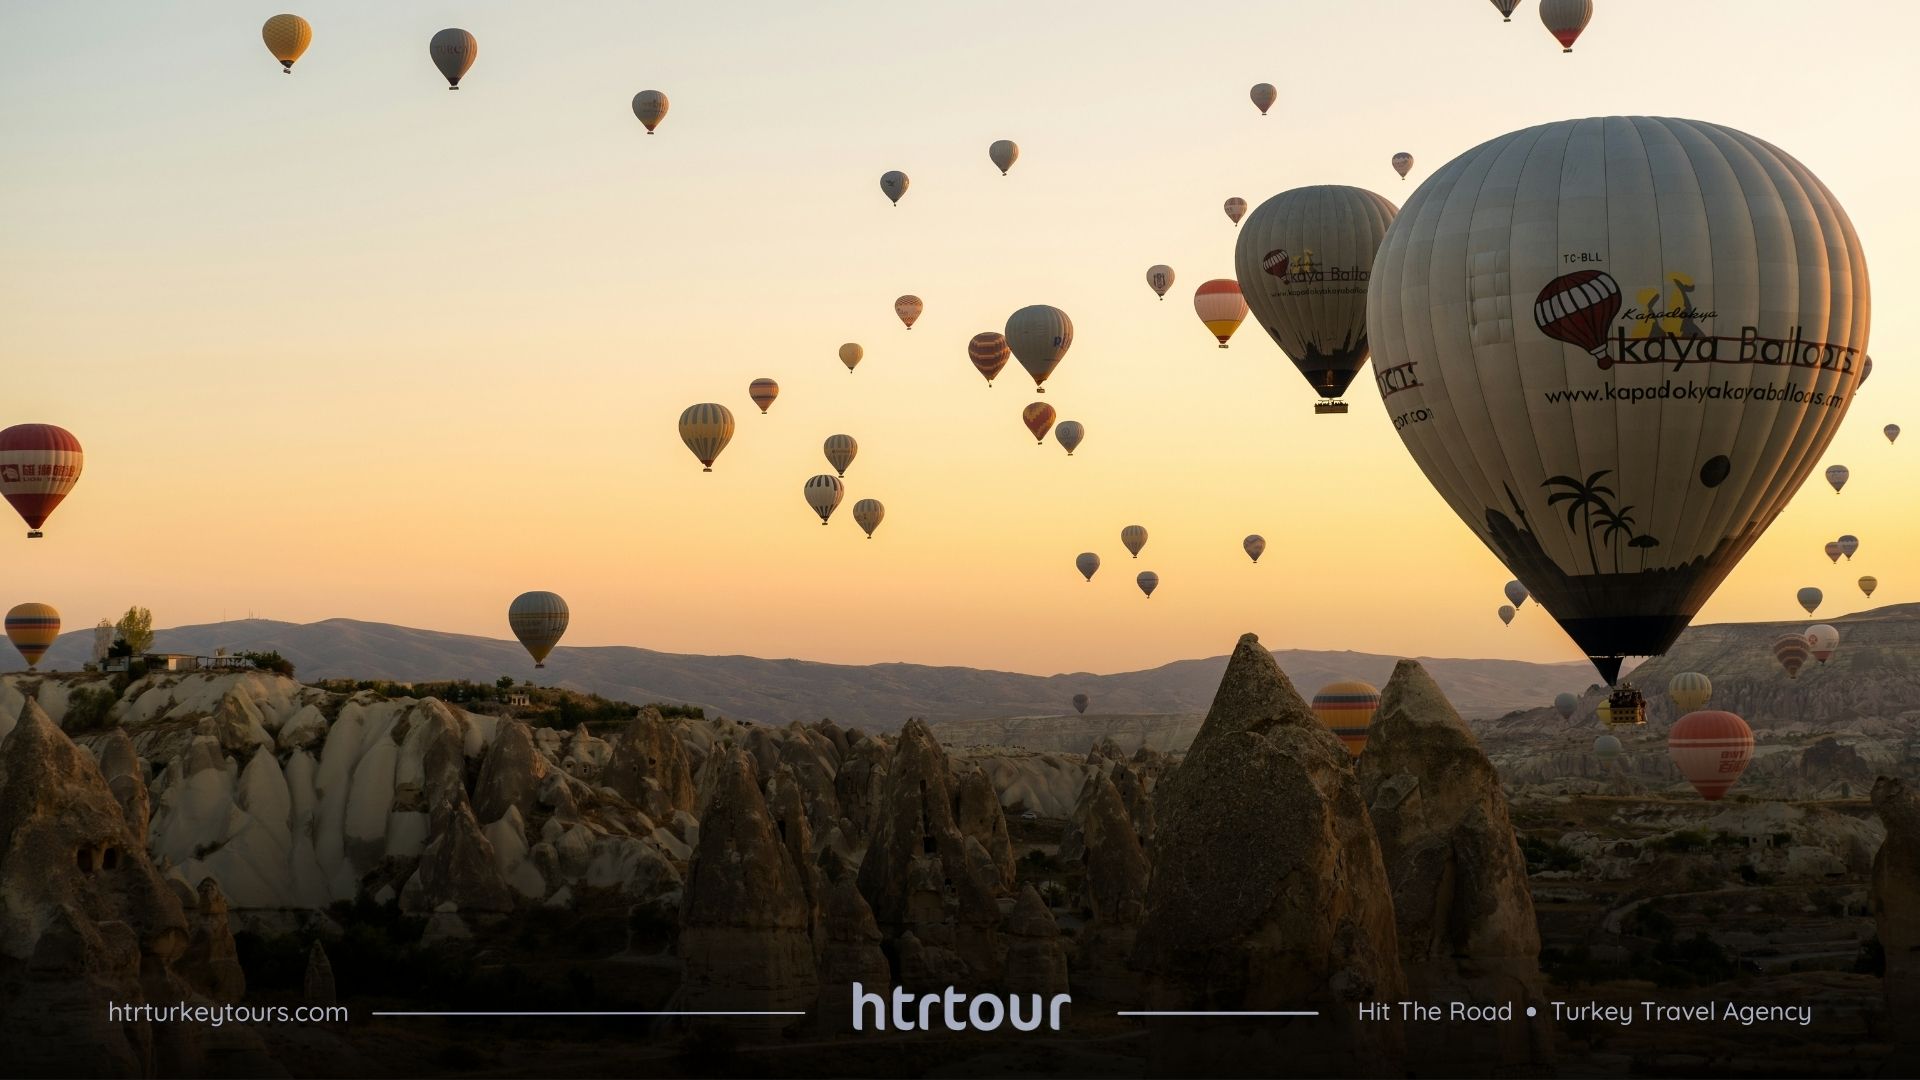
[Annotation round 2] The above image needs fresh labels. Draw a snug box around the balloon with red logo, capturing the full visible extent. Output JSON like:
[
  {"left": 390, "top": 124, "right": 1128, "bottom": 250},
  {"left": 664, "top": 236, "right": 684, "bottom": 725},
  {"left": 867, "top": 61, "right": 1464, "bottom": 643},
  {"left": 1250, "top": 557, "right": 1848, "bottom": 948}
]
[
  {"left": 1805, "top": 623, "right": 1839, "bottom": 663},
  {"left": 1668, "top": 710, "right": 1754, "bottom": 801},
  {"left": 0, "top": 424, "right": 84, "bottom": 538},
  {"left": 1533, "top": 271, "right": 1622, "bottom": 363}
]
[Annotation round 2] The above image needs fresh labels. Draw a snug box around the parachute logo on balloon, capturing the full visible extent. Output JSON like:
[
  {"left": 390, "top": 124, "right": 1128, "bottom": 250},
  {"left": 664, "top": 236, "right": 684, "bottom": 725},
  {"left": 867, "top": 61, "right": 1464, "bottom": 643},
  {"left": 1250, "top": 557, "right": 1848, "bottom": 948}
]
[{"left": 1533, "top": 270, "right": 1623, "bottom": 364}]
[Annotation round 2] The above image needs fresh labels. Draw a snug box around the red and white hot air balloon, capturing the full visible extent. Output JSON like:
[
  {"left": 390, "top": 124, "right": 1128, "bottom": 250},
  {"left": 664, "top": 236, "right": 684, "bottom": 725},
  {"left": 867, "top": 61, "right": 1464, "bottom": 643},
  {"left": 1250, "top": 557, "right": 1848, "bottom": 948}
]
[
  {"left": 1193, "top": 279, "right": 1248, "bottom": 348},
  {"left": 1668, "top": 710, "right": 1754, "bottom": 801},
  {"left": 1532, "top": 271, "right": 1622, "bottom": 363},
  {"left": 0, "top": 424, "right": 83, "bottom": 538}
]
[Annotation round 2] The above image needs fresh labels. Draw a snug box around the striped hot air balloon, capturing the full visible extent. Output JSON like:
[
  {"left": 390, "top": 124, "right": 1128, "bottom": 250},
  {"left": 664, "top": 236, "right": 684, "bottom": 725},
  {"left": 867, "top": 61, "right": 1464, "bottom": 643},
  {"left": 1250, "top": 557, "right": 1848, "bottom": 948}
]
[
  {"left": 1490, "top": 0, "right": 1522, "bottom": 21},
  {"left": 1136, "top": 571, "right": 1159, "bottom": 598},
  {"left": 262, "top": 14, "right": 312, "bottom": 72},
  {"left": 1244, "top": 535, "right": 1266, "bottom": 563},
  {"left": 823, "top": 434, "right": 858, "bottom": 477},
  {"left": 1022, "top": 402, "right": 1056, "bottom": 444},
  {"left": 1006, "top": 305, "right": 1073, "bottom": 392},
  {"left": 5, "top": 603, "right": 60, "bottom": 671},
  {"left": 1392, "top": 152, "right": 1414, "bottom": 179},
  {"left": 1774, "top": 634, "right": 1811, "bottom": 679},
  {"left": 1224, "top": 197, "right": 1247, "bottom": 225},
  {"left": 1824, "top": 541, "right": 1843, "bottom": 563},
  {"left": 839, "top": 342, "right": 864, "bottom": 373},
  {"left": 1669, "top": 672, "right": 1712, "bottom": 712},
  {"left": 895, "top": 295, "right": 924, "bottom": 330},
  {"left": 1859, "top": 575, "right": 1878, "bottom": 598},
  {"left": 632, "top": 90, "right": 669, "bottom": 133},
  {"left": 1826, "top": 465, "right": 1850, "bottom": 493},
  {"left": 968, "top": 332, "right": 1011, "bottom": 385},
  {"left": 804, "top": 474, "right": 843, "bottom": 524},
  {"left": 1538, "top": 0, "right": 1593, "bottom": 51},
  {"left": 429, "top": 28, "right": 477, "bottom": 88},
  {"left": 1146, "top": 265, "right": 1175, "bottom": 300},
  {"left": 508, "top": 591, "right": 569, "bottom": 669},
  {"left": 1193, "top": 279, "right": 1249, "bottom": 348},
  {"left": 1054, "top": 420, "right": 1084, "bottom": 456},
  {"left": 1805, "top": 623, "right": 1839, "bottom": 663},
  {"left": 1498, "top": 604, "right": 1516, "bottom": 626},
  {"left": 1504, "top": 580, "right": 1529, "bottom": 608},
  {"left": 1076, "top": 552, "right": 1100, "bottom": 582},
  {"left": 677, "top": 404, "right": 735, "bottom": 471},
  {"left": 1797, "top": 587, "right": 1823, "bottom": 615},
  {"left": 1311, "top": 680, "right": 1380, "bottom": 758},
  {"left": 1121, "top": 525, "right": 1147, "bottom": 558},
  {"left": 1668, "top": 710, "right": 1754, "bottom": 801},
  {"left": 1592, "top": 733, "right": 1622, "bottom": 763},
  {"left": 1533, "top": 270, "right": 1622, "bottom": 362},
  {"left": 748, "top": 378, "right": 780, "bottom": 414},
  {"left": 0, "top": 424, "right": 84, "bottom": 538},
  {"left": 852, "top": 498, "right": 884, "bottom": 538}
]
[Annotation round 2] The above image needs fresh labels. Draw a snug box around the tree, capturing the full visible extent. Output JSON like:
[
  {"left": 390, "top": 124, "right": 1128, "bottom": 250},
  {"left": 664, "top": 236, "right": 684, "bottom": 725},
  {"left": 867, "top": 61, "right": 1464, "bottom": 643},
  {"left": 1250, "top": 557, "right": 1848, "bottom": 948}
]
[
  {"left": 90, "top": 619, "right": 114, "bottom": 663},
  {"left": 116, "top": 606, "right": 155, "bottom": 655},
  {"left": 496, "top": 675, "right": 516, "bottom": 692}
]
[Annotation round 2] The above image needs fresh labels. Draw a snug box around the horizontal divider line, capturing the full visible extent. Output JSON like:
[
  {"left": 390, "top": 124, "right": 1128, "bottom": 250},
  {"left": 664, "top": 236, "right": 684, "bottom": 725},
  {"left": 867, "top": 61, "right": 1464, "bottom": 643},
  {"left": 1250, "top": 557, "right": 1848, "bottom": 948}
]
[
  {"left": 1116, "top": 1010, "right": 1321, "bottom": 1017},
  {"left": 370, "top": 1011, "right": 809, "bottom": 1017}
]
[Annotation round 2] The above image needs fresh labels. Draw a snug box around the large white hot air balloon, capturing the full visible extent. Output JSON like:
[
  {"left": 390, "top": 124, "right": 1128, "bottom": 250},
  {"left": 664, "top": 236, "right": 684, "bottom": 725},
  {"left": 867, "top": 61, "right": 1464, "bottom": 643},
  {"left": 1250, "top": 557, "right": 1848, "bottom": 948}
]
[
  {"left": 1367, "top": 117, "right": 1869, "bottom": 684},
  {"left": 1235, "top": 186, "right": 1398, "bottom": 414},
  {"left": 1006, "top": 305, "right": 1073, "bottom": 393}
]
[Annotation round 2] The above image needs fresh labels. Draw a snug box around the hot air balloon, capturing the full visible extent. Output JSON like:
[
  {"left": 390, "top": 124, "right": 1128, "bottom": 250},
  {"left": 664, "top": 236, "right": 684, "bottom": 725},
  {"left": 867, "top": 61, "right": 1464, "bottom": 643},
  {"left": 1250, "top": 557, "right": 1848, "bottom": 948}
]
[
  {"left": 1886, "top": 424, "right": 1901, "bottom": 444},
  {"left": 1072, "top": 693, "right": 1089, "bottom": 715},
  {"left": 677, "top": 404, "right": 735, "bottom": 472},
  {"left": 804, "top": 474, "right": 844, "bottom": 524},
  {"left": 1824, "top": 541, "right": 1843, "bottom": 563},
  {"left": 262, "top": 14, "right": 312, "bottom": 72},
  {"left": 1055, "top": 421, "right": 1085, "bottom": 456},
  {"left": 1237, "top": 186, "right": 1398, "bottom": 414},
  {"left": 1490, "top": 0, "right": 1522, "bottom": 21},
  {"left": 1391, "top": 152, "right": 1414, "bottom": 179},
  {"left": 1597, "top": 683, "right": 1647, "bottom": 727},
  {"left": 1076, "top": 552, "right": 1101, "bottom": 582},
  {"left": 1311, "top": 680, "right": 1380, "bottom": 758},
  {"left": 1593, "top": 733, "right": 1622, "bottom": 763},
  {"left": 1249, "top": 83, "right": 1277, "bottom": 116},
  {"left": 1553, "top": 691, "right": 1578, "bottom": 720},
  {"left": 880, "top": 170, "right": 909, "bottom": 206},
  {"left": 1006, "top": 306, "right": 1073, "bottom": 392},
  {"left": 748, "top": 378, "right": 780, "bottom": 414},
  {"left": 1774, "top": 634, "right": 1811, "bottom": 678},
  {"left": 429, "top": 28, "right": 477, "bottom": 88},
  {"left": 839, "top": 342, "right": 864, "bottom": 373},
  {"left": 1826, "top": 465, "right": 1850, "bottom": 493},
  {"left": 852, "top": 498, "right": 885, "bottom": 538},
  {"left": 1136, "top": 571, "right": 1159, "bottom": 598},
  {"left": 1224, "top": 197, "right": 1247, "bottom": 225},
  {"left": 1193, "top": 279, "right": 1249, "bottom": 348},
  {"left": 1838, "top": 535, "right": 1859, "bottom": 560},
  {"left": 1668, "top": 710, "right": 1754, "bottom": 800},
  {"left": 1669, "top": 672, "right": 1712, "bottom": 712},
  {"left": 5, "top": 603, "right": 59, "bottom": 671},
  {"left": 1504, "top": 580, "right": 1529, "bottom": 608},
  {"left": 1366, "top": 117, "right": 1870, "bottom": 685},
  {"left": 1859, "top": 575, "right": 1878, "bottom": 598},
  {"left": 1497, "top": 604, "right": 1515, "bottom": 626},
  {"left": 1244, "top": 535, "right": 1266, "bottom": 563},
  {"left": 1538, "top": 0, "right": 1592, "bottom": 51},
  {"left": 1121, "top": 525, "right": 1147, "bottom": 558},
  {"left": 1797, "top": 587, "right": 1823, "bottom": 615},
  {"left": 632, "top": 90, "right": 669, "bottom": 133},
  {"left": 0, "top": 424, "right": 83, "bottom": 537},
  {"left": 895, "top": 295, "right": 924, "bottom": 330},
  {"left": 1805, "top": 623, "right": 1839, "bottom": 663},
  {"left": 989, "top": 140, "right": 1019, "bottom": 176},
  {"left": 968, "top": 332, "right": 1010, "bottom": 386},
  {"left": 508, "top": 591, "right": 568, "bottom": 669},
  {"left": 824, "top": 434, "right": 858, "bottom": 477},
  {"left": 1146, "top": 265, "right": 1175, "bottom": 300},
  {"left": 1022, "top": 402, "right": 1056, "bottom": 444}
]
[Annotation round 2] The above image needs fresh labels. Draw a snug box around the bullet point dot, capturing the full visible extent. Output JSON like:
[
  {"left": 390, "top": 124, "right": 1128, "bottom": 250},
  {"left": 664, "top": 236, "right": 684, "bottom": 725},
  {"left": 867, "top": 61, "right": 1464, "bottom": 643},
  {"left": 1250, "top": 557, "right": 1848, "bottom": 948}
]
[{"left": 1526, "top": 1006, "right": 1537, "bottom": 1017}]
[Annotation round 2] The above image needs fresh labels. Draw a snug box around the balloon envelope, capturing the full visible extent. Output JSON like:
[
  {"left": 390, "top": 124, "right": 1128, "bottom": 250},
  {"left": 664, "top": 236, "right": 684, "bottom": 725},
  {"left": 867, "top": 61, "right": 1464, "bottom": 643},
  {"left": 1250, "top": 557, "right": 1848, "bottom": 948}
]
[
  {"left": 1054, "top": 420, "right": 1084, "bottom": 455},
  {"left": 1498, "top": 604, "right": 1516, "bottom": 626},
  {"left": 1885, "top": 424, "right": 1901, "bottom": 444},
  {"left": 1826, "top": 465, "right": 1850, "bottom": 493},
  {"left": 880, "top": 170, "right": 909, "bottom": 205},
  {"left": 1593, "top": 733, "right": 1622, "bottom": 763},
  {"left": 1797, "top": 587, "right": 1823, "bottom": 615},
  {"left": 1824, "top": 541, "right": 1843, "bottom": 563},
  {"left": 1774, "top": 634, "right": 1811, "bottom": 678},
  {"left": 1553, "top": 691, "right": 1578, "bottom": 720},
  {"left": 429, "top": 28, "right": 477, "bottom": 88},
  {"left": 804, "top": 474, "right": 844, "bottom": 523},
  {"left": 748, "top": 378, "right": 779, "bottom": 413},
  {"left": 1146, "top": 265, "right": 1175, "bottom": 299},
  {"left": 1249, "top": 83, "right": 1277, "bottom": 116},
  {"left": 1006, "top": 306, "right": 1073, "bottom": 391},
  {"left": 895, "top": 295, "right": 923, "bottom": 329},
  {"left": 631, "top": 90, "right": 669, "bottom": 132},
  {"left": 968, "top": 332, "right": 1011, "bottom": 384},
  {"left": 1136, "top": 571, "right": 1159, "bottom": 598},
  {"left": 1859, "top": 575, "right": 1878, "bottom": 598},
  {"left": 1366, "top": 117, "right": 1870, "bottom": 685},
  {"left": 508, "top": 591, "right": 569, "bottom": 668},
  {"left": 1490, "top": 0, "right": 1522, "bottom": 20},
  {"left": 1237, "top": 185, "right": 1398, "bottom": 411},
  {"left": 852, "top": 498, "right": 885, "bottom": 538},
  {"left": 1311, "top": 680, "right": 1380, "bottom": 758},
  {"left": 1668, "top": 671, "right": 1712, "bottom": 712},
  {"left": 1838, "top": 534, "right": 1859, "bottom": 560},
  {"left": 1193, "top": 279, "right": 1249, "bottom": 348},
  {"left": 262, "top": 14, "right": 312, "bottom": 71},
  {"left": 677, "top": 404, "right": 735, "bottom": 471},
  {"left": 1805, "top": 623, "right": 1839, "bottom": 663},
  {"left": 1022, "top": 402, "right": 1056, "bottom": 443},
  {"left": 839, "top": 343, "right": 864, "bottom": 372},
  {"left": 5, "top": 603, "right": 59, "bottom": 670},
  {"left": 824, "top": 434, "right": 858, "bottom": 477},
  {"left": 989, "top": 139, "right": 1019, "bottom": 175},
  {"left": 1668, "top": 710, "right": 1754, "bottom": 800},
  {"left": 1076, "top": 552, "right": 1100, "bottom": 581},
  {"left": 1224, "top": 197, "right": 1247, "bottom": 225},
  {"left": 1072, "top": 693, "right": 1089, "bottom": 715},
  {"left": 1504, "top": 580, "right": 1529, "bottom": 608},
  {"left": 1244, "top": 534, "right": 1266, "bottom": 563},
  {"left": 1538, "top": 0, "right": 1592, "bottom": 51},
  {"left": 1392, "top": 152, "right": 1414, "bottom": 179},
  {"left": 1121, "top": 526, "right": 1147, "bottom": 558},
  {"left": 0, "top": 424, "right": 84, "bottom": 537}
]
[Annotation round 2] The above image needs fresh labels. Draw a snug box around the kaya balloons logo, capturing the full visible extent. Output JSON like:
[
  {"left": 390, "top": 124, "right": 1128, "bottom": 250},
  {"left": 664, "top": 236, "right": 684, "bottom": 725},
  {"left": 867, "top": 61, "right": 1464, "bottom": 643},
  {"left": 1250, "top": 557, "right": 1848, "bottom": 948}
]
[{"left": 1260, "top": 248, "right": 1368, "bottom": 291}]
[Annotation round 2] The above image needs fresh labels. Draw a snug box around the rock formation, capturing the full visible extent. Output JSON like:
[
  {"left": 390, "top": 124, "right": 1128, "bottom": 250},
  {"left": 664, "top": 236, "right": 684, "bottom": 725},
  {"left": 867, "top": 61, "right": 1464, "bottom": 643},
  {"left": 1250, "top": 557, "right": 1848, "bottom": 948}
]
[
  {"left": 1358, "top": 659, "right": 1552, "bottom": 1074},
  {"left": 1067, "top": 770, "right": 1150, "bottom": 999},
  {"left": 177, "top": 878, "right": 246, "bottom": 1001},
  {"left": 953, "top": 762, "right": 1016, "bottom": 891},
  {"left": 1002, "top": 885, "right": 1070, "bottom": 998},
  {"left": 601, "top": 706, "right": 696, "bottom": 822},
  {"left": 402, "top": 789, "right": 515, "bottom": 914},
  {"left": 472, "top": 718, "right": 547, "bottom": 826},
  {"left": 813, "top": 853, "right": 890, "bottom": 1031},
  {"left": 1133, "top": 634, "right": 1405, "bottom": 1076},
  {"left": 305, "top": 940, "right": 338, "bottom": 1006},
  {"left": 1873, "top": 776, "right": 1920, "bottom": 1076}
]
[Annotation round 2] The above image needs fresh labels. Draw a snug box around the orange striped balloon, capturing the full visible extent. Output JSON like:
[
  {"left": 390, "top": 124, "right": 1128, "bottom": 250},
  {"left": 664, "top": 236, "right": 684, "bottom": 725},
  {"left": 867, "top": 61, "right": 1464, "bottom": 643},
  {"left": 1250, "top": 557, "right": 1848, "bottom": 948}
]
[
  {"left": 748, "top": 378, "right": 780, "bottom": 413},
  {"left": 968, "top": 332, "right": 1010, "bottom": 385},
  {"left": 1022, "top": 401, "right": 1056, "bottom": 443},
  {"left": 5, "top": 603, "right": 60, "bottom": 670},
  {"left": 1193, "top": 279, "right": 1248, "bottom": 348},
  {"left": 1667, "top": 710, "right": 1753, "bottom": 801},
  {"left": 1311, "top": 680, "right": 1380, "bottom": 758},
  {"left": 895, "top": 295, "right": 923, "bottom": 329},
  {"left": 1773, "top": 634, "right": 1810, "bottom": 679}
]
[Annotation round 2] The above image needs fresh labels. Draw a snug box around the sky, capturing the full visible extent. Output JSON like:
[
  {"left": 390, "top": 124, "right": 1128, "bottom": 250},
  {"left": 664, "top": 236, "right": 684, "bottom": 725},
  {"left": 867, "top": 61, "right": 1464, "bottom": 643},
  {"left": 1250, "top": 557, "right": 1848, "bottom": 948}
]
[{"left": 1, "top": 1, "right": 1916, "bottom": 676}]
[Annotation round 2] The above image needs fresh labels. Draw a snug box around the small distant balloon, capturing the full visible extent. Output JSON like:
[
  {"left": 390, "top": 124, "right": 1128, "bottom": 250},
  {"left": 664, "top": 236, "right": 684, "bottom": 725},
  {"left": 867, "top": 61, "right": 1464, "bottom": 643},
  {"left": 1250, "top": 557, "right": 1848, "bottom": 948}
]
[
  {"left": 1146, "top": 264, "right": 1175, "bottom": 300},
  {"left": 1498, "top": 604, "right": 1516, "bottom": 626},
  {"left": 1006, "top": 305, "right": 1073, "bottom": 392},
  {"left": 678, "top": 404, "right": 735, "bottom": 472},
  {"left": 1136, "top": 571, "right": 1159, "bottom": 598},
  {"left": 748, "top": 378, "right": 780, "bottom": 414},
  {"left": 1072, "top": 692, "right": 1089, "bottom": 715},
  {"left": 969, "top": 332, "right": 1011, "bottom": 385},
  {"left": 1669, "top": 672, "right": 1712, "bottom": 712},
  {"left": 1504, "top": 580, "right": 1529, "bottom": 608},
  {"left": 1022, "top": 402, "right": 1056, "bottom": 443},
  {"left": 1244, "top": 535, "right": 1266, "bottom": 564},
  {"left": 1193, "top": 279, "right": 1248, "bottom": 348},
  {"left": 895, "top": 295, "right": 924, "bottom": 330},
  {"left": 1859, "top": 575, "right": 1878, "bottom": 598},
  {"left": 839, "top": 342, "right": 864, "bottom": 373},
  {"left": 1392, "top": 152, "right": 1414, "bottom": 179},
  {"left": 1669, "top": 710, "right": 1753, "bottom": 800},
  {"left": 880, "top": 170, "right": 909, "bottom": 205},
  {"left": 989, "top": 140, "right": 1019, "bottom": 176},
  {"left": 1593, "top": 734, "right": 1622, "bottom": 763},
  {"left": 1797, "top": 586, "right": 1823, "bottom": 615},
  {"left": 262, "top": 14, "right": 312, "bottom": 73},
  {"left": 1121, "top": 525, "right": 1147, "bottom": 558},
  {"left": 852, "top": 498, "right": 885, "bottom": 539},
  {"left": 1805, "top": 623, "right": 1840, "bottom": 664},
  {"left": 1054, "top": 420, "right": 1084, "bottom": 456},
  {"left": 1311, "top": 680, "right": 1380, "bottom": 759},
  {"left": 804, "top": 474, "right": 844, "bottom": 524},
  {"left": 5, "top": 603, "right": 59, "bottom": 671},
  {"left": 1838, "top": 534, "right": 1859, "bottom": 560},
  {"left": 1249, "top": 83, "right": 1277, "bottom": 116},
  {"left": 1774, "top": 634, "right": 1811, "bottom": 678},
  {"left": 823, "top": 434, "right": 858, "bottom": 477},
  {"left": 1825, "top": 464, "right": 1850, "bottom": 493},
  {"left": 1490, "top": 0, "right": 1522, "bottom": 21},
  {"left": 1824, "top": 541, "right": 1842, "bottom": 563},
  {"left": 429, "top": 28, "right": 477, "bottom": 88},
  {"left": 1076, "top": 552, "right": 1101, "bottom": 582},
  {"left": 1886, "top": 424, "right": 1901, "bottom": 444},
  {"left": 1224, "top": 197, "right": 1247, "bottom": 225},
  {"left": 1538, "top": 0, "right": 1592, "bottom": 51},
  {"left": 632, "top": 90, "right": 669, "bottom": 133},
  {"left": 1553, "top": 691, "right": 1578, "bottom": 720},
  {"left": 508, "top": 591, "right": 569, "bottom": 669}
]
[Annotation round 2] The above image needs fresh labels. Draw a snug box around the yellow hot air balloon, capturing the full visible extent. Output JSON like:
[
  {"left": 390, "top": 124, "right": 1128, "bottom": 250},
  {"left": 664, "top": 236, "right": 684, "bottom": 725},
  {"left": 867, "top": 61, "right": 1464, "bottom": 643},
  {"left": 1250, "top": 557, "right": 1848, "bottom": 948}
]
[
  {"left": 1668, "top": 671, "right": 1712, "bottom": 712},
  {"left": 5, "top": 603, "right": 60, "bottom": 671},
  {"left": 1311, "top": 680, "right": 1380, "bottom": 758},
  {"left": 508, "top": 591, "right": 569, "bottom": 668},
  {"left": 838, "top": 342, "right": 864, "bottom": 373},
  {"left": 853, "top": 498, "right": 885, "bottom": 538},
  {"left": 1121, "top": 525, "right": 1147, "bottom": 558},
  {"left": 678, "top": 403, "right": 735, "bottom": 471},
  {"left": 1193, "top": 279, "right": 1248, "bottom": 348},
  {"left": 632, "top": 90, "right": 669, "bottom": 133},
  {"left": 895, "top": 295, "right": 923, "bottom": 330},
  {"left": 824, "top": 434, "right": 858, "bottom": 477},
  {"left": 1860, "top": 575, "right": 1878, "bottom": 598},
  {"left": 262, "top": 14, "right": 312, "bottom": 73}
]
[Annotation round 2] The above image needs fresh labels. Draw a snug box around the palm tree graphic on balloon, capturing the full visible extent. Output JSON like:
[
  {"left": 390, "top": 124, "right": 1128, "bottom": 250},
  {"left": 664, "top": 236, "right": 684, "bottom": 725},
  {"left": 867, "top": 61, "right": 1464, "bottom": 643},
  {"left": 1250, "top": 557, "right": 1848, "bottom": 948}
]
[{"left": 1544, "top": 470, "right": 1661, "bottom": 573}]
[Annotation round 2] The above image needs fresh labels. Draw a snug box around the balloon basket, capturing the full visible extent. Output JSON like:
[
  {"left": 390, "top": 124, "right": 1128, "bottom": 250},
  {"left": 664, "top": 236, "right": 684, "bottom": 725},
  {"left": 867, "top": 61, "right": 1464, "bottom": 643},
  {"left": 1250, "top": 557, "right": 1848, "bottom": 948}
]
[
  {"left": 25, "top": 530, "right": 42, "bottom": 539},
  {"left": 1315, "top": 401, "right": 1350, "bottom": 415}
]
